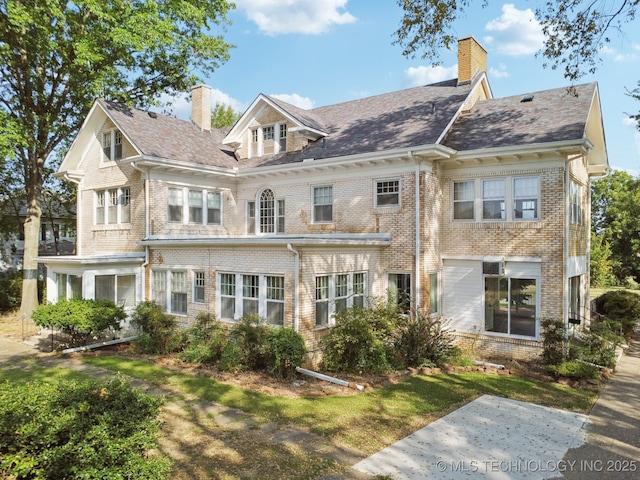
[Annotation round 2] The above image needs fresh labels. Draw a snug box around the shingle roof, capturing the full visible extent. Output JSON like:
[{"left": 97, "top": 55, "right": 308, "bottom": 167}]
[
  {"left": 442, "top": 83, "right": 596, "bottom": 151},
  {"left": 98, "top": 99, "right": 238, "bottom": 168}
]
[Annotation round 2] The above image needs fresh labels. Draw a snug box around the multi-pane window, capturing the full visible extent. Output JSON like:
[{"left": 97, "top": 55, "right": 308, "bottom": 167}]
[
  {"left": 169, "top": 187, "right": 221, "bottom": 225},
  {"left": 315, "top": 272, "right": 368, "bottom": 327},
  {"left": 194, "top": 271, "right": 205, "bottom": 303},
  {"left": 453, "top": 180, "right": 475, "bottom": 220},
  {"left": 429, "top": 272, "right": 440, "bottom": 314},
  {"left": 484, "top": 276, "right": 537, "bottom": 337},
  {"left": 279, "top": 124, "right": 287, "bottom": 151},
  {"left": 388, "top": 273, "right": 411, "bottom": 314},
  {"left": 260, "top": 189, "right": 275, "bottom": 233},
  {"left": 171, "top": 271, "right": 187, "bottom": 315},
  {"left": 263, "top": 125, "right": 274, "bottom": 140},
  {"left": 95, "top": 187, "right": 131, "bottom": 225},
  {"left": 570, "top": 180, "right": 583, "bottom": 225},
  {"left": 152, "top": 270, "right": 167, "bottom": 309},
  {"left": 151, "top": 270, "right": 188, "bottom": 315},
  {"left": 375, "top": 179, "right": 400, "bottom": 206},
  {"left": 95, "top": 274, "right": 135, "bottom": 307},
  {"left": 277, "top": 199, "right": 285, "bottom": 233},
  {"left": 453, "top": 176, "right": 540, "bottom": 222},
  {"left": 102, "top": 130, "right": 123, "bottom": 161},
  {"left": 313, "top": 186, "right": 333, "bottom": 222},
  {"left": 247, "top": 201, "right": 256, "bottom": 234},
  {"left": 218, "top": 273, "right": 285, "bottom": 325},
  {"left": 514, "top": 177, "right": 539, "bottom": 220},
  {"left": 482, "top": 179, "right": 505, "bottom": 220},
  {"left": 249, "top": 190, "right": 284, "bottom": 234},
  {"left": 252, "top": 129, "right": 258, "bottom": 143},
  {"left": 56, "top": 273, "right": 82, "bottom": 302}
]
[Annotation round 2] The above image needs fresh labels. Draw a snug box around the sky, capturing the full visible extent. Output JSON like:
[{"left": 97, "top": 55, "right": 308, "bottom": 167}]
[{"left": 163, "top": 0, "right": 640, "bottom": 176}]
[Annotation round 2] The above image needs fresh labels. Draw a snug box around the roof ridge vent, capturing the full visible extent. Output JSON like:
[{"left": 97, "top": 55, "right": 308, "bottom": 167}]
[{"left": 520, "top": 94, "right": 534, "bottom": 103}]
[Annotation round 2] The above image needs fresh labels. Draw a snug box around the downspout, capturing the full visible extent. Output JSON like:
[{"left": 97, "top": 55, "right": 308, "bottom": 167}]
[
  {"left": 564, "top": 164, "right": 570, "bottom": 340},
  {"left": 131, "top": 163, "right": 150, "bottom": 309},
  {"left": 287, "top": 243, "right": 300, "bottom": 332},
  {"left": 63, "top": 173, "right": 82, "bottom": 256},
  {"left": 409, "top": 151, "right": 421, "bottom": 312}
]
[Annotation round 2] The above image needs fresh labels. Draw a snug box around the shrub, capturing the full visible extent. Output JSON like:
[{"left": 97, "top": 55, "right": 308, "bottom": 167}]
[
  {"left": 322, "top": 305, "right": 395, "bottom": 374},
  {"left": 593, "top": 290, "right": 640, "bottom": 340},
  {"left": 225, "top": 314, "right": 272, "bottom": 371},
  {"left": 393, "top": 313, "right": 455, "bottom": 368},
  {"left": 268, "top": 328, "right": 307, "bottom": 379},
  {"left": 31, "top": 299, "right": 125, "bottom": 347},
  {"left": 0, "top": 376, "right": 172, "bottom": 479},
  {"left": 130, "top": 301, "right": 179, "bottom": 354},
  {"left": 179, "top": 312, "right": 228, "bottom": 364},
  {"left": 0, "top": 269, "right": 21, "bottom": 312},
  {"left": 541, "top": 317, "right": 566, "bottom": 365},
  {"left": 545, "top": 360, "right": 600, "bottom": 381}
]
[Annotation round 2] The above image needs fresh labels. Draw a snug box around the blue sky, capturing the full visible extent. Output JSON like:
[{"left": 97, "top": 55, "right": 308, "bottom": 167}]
[{"left": 166, "top": 1, "right": 640, "bottom": 176}]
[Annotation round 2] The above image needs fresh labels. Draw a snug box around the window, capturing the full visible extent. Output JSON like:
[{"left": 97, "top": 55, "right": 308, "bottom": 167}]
[
  {"left": 95, "top": 187, "right": 131, "bottom": 225},
  {"left": 279, "top": 124, "right": 287, "bottom": 151},
  {"left": 152, "top": 270, "right": 167, "bottom": 309},
  {"left": 453, "top": 176, "right": 540, "bottom": 221},
  {"left": 263, "top": 125, "right": 274, "bottom": 140},
  {"left": 56, "top": 273, "right": 82, "bottom": 301},
  {"left": 247, "top": 201, "right": 256, "bottom": 234},
  {"left": 250, "top": 189, "right": 284, "bottom": 234},
  {"left": 260, "top": 189, "right": 275, "bottom": 233},
  {"left": 189, "top": 190, "right": 203, "bottom": 223},
  {"left": 514, "top": 177, "right": 539, "bottom": 220},
  {"left": 569, "top": 276, "right": 582, "bottom": 323},
  {"left": 315, "top": 272, "right": 368, "bottom": 327},
  {"left": 95, "top": 274, "right": 135, "bottom": 307},
  {"left": 388, "top": 273, "right": 411, "bottom": 313},
  {"left": 278, "top": 199, "right": 285, "bottom": 233},
  {"left": 453, "top": 180, "right": 475, "bottom": 220},
  {"left": 194, "top": 271, "right": 205, "bottom": 303},
  {"left": 484, "top": 275, "right": 537, "bottom": 337},
  {"left": 429, "top": 272, "right": 440, "bottom": 314},
  {"left": 252, "top": 129, "right": 258, "bottom": 143},
  {"left": 171, "top": 271, "right": 187, "bottom": 315},
  {"left": 482, "top": 179, "right": 505, "bottom": 220},
  {"left": 376, "top": 179, "right": 400, "bottom": 206},
  {"left": 313, "top": 186, "right": 333, "bottom": 222},
  {"left": 169, "top": 187, "right": 222, "bottom": 225},
  {"left": 570, "top": 180, "right": 583, "bottom": 225},
  {"left": 102, "top": 130, "right": 123, "bottom": 161},
  {"left": 218, "top": 273, "right": 285, "bottom": 325}
]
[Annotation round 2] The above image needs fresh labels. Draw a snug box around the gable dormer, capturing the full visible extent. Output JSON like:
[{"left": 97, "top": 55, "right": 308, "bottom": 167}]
[{"left": 222, "top": 94, "right": 327, "bottom": 160}]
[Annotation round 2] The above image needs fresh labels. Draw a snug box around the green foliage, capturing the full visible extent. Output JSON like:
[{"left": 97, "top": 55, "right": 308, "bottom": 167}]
[
  {"left": 393, "top": 312, "right": 456, "bottom": 368},
  {"left": 223, "top": 315, "right": 272, "bottom": 371},
  {"left": 546, "top": 361, "right": 600, "bottom": 381},
  {"left": 589, "top": 233, "right": 619, "bottom": 287},
  {"left": 0, "top": 376, "right": 171, "bottom": 479},
  {"left": 211, "top": 102, "right": 241, "bottom": 128},
  {"left": 31, "top": 299, "right": 125, "bottom": 346},
  {"left": 130, "top": 301, "right": 179, "bottom": 354},
  {"left": 268, "top": 328, "right": 307, "bottom": 379},
  {"left": 178, "top": 312, "right": 227, "bottom": 364},
  {"left": 541, "top": 317, "right": 566, "bottom": 365},
  {"left": 569, "top": 327, "right": 619, "bottom": 368},
  {"left": 594, "top": 290, "right": 640, "bottom": 340},
  {"left": 322, "top": 305, "right": 396, "bottom": 374},
  {"left": 0, "top": 269, "right": 21, "bottom": 312}
]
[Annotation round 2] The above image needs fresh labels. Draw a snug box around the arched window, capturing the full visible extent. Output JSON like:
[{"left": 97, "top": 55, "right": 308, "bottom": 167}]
[{"left": 260, "top": 189, "right": 275, "bottom": 233}]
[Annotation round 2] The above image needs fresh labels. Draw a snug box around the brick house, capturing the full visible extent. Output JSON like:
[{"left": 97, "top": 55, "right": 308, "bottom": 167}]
[{"left": 37, "top": 37, "right": 608, "bottom": 361}]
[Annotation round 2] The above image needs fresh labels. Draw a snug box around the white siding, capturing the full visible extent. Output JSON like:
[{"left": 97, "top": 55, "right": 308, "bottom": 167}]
[{"left": 443, "top": 259, "right": 483, "bottom": 333}]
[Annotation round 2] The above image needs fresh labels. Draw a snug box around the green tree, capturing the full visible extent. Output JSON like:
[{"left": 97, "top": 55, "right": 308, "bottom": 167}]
[
  {"left": 589, "top": 232, "right": 618, "bottom": 287},
  {"left": 0, "top": 0, "right": 233, "bottom": 319},
  {"left": 591, "top": 170, "right": 640, "bottom": 283},
  {"left": 394, "top": 1, "right": 640, "bottom": 124},
  {"left": 212, "top": 102, "right": 241, "bottom": 128}
]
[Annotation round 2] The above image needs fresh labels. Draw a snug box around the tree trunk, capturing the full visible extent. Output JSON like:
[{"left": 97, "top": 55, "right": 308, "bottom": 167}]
[{"left": 18, "top": 191, "right": 42, "bottom": 320}]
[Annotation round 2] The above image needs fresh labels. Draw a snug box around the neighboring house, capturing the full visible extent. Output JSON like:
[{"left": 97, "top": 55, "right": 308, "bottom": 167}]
[{"left": 36, "top": 37, "right": 608, "bottom": 361}]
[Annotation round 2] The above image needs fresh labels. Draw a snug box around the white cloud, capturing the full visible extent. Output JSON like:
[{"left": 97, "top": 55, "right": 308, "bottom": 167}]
[
  {"left": 489, "top": 63, "right": 509, "bottom": 78},
  {"left": 270, "top": 93, "right": 315, "bottom": 109},
  {"left": 404, "top": 65, "right": 458, "bottom": 87},
  {"left": 153, "top": 88, "right": 246, "bottom": 120},
  {"left": 483, "top": 3, "right": 544, "bottom": 56},
  {"left": 234, "top": 0, "right": 356, "bottom": 36}
]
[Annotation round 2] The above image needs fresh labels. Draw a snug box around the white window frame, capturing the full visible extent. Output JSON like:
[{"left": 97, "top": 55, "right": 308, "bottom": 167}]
[
  {"left": 102, "top": 129, "right": 123, "bottom": 161},
  {"left": 151, "top": 269, "right": 188, "bottom": 315},
  {"left": 217, "top": 273, "right": 285, "bottom": 325},
  {"left": 312, "top": 185, "right": 333, "bottom": 223},
  {"left": 95, "top": 273, "right": 136, "bottom": 308},
  {"left": 429, "top": 271, "right": 441, "bottom": 315},
  {"left": 570, "top": 180, "right": 583, "bottom": 225},
  {"left": 315, "top": 272, "right": 368, "bottom": 327},
  {"left": 95, "top": 186, "right": 131, "bottom": 225},
  {"left": 193, "top": 271, "right": 205, "bottom": 304},
  {"left": 56, "top": 273, "right": 83, "bottom": 302},
  {"left": 375, "top": 179, "right": 401, "bottom": 207},
  {"left": 168, "top": 186, "right": 222, "bottom": 226},
  {"left": 251, "top": 188, "right": 284, "bottom": 235},
  {"left": 483, "top": 274, "right": 538, "bottom": 338}
]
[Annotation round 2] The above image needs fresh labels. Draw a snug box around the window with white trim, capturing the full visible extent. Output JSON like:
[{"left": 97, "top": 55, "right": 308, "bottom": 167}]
[
  {"left": 315, "top": 272, "right": 368, "bottom": 327},
  {"left": 152, "top": 270, "right": 167, "bottom": 309},
  {"left": 375, "top": 179, "right": 400, "bottom": 207},
  {"left": 168, "top": 186, "right": 222, "bottom": 225},
  {"left": 95, "top": 274, "right": 136, "bottom": 307},
  {"left": 151, "top": 270, "right": 187, "bottom": 315},
  {"left": 102, "top": 129, "right": 123, "bottom": 161},
  {"left": 251, "top": 123, "right": 287, "bottom": 156},
  {"left": 388, "top": 272, "right": 411, "bottom": 314},
  {"left": 570, "top": 180, "right": 583, "bottom": 225},
  {"left": 171, "top": 271, "right": 187, "bottom": 315},
  {"left": 56, "top": 273, "right": 83, "bottom": 301},
  {"left": 95, "top": 186, "right": 131, "bottom": 225},
  {"left": 452, "top": 176, "right": 540, "bottom": 222},
  {"left": 194, "top": 271, "right": 205, "bottom": 303},
  {"left": 313, "top": 186, "right": 333, "bottom": 223},
  {"left": 251, "top": 189, "right": 285, "bottom": 234},
  {"left": 217, "top": 273, "right": 285, "bottom": 325},
  {"left": 429, "top": 272, "right": 440, "bottom": 314},
  {"left": 484, "top": 275, "right": 537, "bottom": 337}
]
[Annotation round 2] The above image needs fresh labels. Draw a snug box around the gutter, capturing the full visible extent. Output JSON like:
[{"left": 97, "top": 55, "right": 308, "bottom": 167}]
[{"left": 287, "top": 244, "right": 300, "bottom": 332}]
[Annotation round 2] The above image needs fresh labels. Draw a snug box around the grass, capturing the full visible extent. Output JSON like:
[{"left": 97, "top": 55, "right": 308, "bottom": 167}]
[{"left": 83, "top": 355, "right": 599, "bottom": 455}]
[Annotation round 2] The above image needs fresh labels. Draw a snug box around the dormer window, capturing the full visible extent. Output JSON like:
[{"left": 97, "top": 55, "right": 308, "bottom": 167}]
[
  {"left": 249, "top": 123, "right": 287, "bottom": 157},
  {"left": 102, "top": 129, "right": 123, "bottom": 161},
  {"left": 263, "top": 125, "right": 274, "bottom": 140}
]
